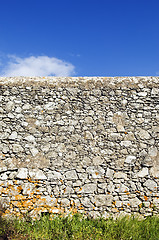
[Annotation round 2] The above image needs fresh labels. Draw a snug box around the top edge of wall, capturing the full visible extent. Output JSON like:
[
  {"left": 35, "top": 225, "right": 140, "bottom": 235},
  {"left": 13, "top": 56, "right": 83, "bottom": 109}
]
[{"left": 0, "top": 76, "right": 159, "bottom": 89}]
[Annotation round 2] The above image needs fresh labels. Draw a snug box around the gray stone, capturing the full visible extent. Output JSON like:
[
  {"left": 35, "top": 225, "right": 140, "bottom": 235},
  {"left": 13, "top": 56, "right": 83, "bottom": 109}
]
[
  {"left": 30, "top": 147, "right": 39, "bottom": 156},
  {"left": 22, "top": 103, "right": 32, "bottom": 110},
  {"left": 137, "top": 168, "right": 149, "bottom": 178},
  {"left": 81, "top": 197, "right": 93, "bottom": 208},
  {"left": 16, "top": 168, "right": 28, "bottom": 179},
  {"left": 9, "top": 131, "right": 18, "bottom": 140},
  {"left": 105, "top": 168, "right": 114, "bottom": 178},
  {"left": 12, "top": 144, "right": 23, "bottom": 153},
  {"left": 143, "top": 179, "right": 157, "bottom": 191},
  {"left": 64, "top": 170, "right": 78, "bottom": 180},
  {"left": 130, "top": 197, "right": 142, "bottom": 207},
  {"left": 125, "top": 155, "right": 136, "bottom": 164},
  {"left": 60, "top": 198, "right": 70, "bottom": 207},
  {"left": 114, "top": 172, "right": 127, "bottom": 179},
  {"left": 25, "top": 135, "right": 35, "bottom": 142},
  {"left": 93, "top": 194, "right": 113, "bottom": 207},
  {"left": 29, "top": 169, "right": 47, "bottom": 179},
  {"left": 86, "top": 166, "right": 105, "bottom": 179},
  {"left": 81, "top": 183, "right": 96, "bottom": 194},
  {"left": 6, "top": 101, "right": 14, "bottom": 112},
  {"left": 121, "top": 141, "right": 132, "bottom": 147},
  {"left": 137, "top": 129, "right": 151, "bottom": 140},
  {"left": 118, "top": 184, "right": 129, "bottom": 193}
]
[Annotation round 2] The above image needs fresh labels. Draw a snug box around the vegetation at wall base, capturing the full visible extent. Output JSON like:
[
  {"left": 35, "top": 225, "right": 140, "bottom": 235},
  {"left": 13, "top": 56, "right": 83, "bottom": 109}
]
[{"left": 0, "top": 213, "right": 159, "bottom": 240}]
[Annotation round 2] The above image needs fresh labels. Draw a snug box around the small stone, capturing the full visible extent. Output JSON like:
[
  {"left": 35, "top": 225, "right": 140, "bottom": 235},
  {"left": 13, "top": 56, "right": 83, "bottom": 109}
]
[
  {"left": 125, "top": 155, "right": 136, "bottom": 164},
  {"left": 12, "top": 144, "right": 23, "bottom": 153},
  {"left": 137, "top": 129, "right": 151, "bottom": 140},
  {"left": 29, "top": 169, "right": 47, "bottom": 180},
  {"left": 30, "top": 147, "right": 39, "bottom": 156},
  {"left": 121, "top": 141, "right": 132, "bottom": 147},
  {"left": 117, "top": 125, "right": 125, "bottom": 132},
  {"left": 138, "top": 92, "right": 147, "bottom": 97},
  {"left": 48, "top": 171, "right": 62, "bottom": 179},
  {"left": 92, "top": 156, "right": 104, "bottom": 165},
  {"left": 93, "top": 194, "right": 113, "bottom": 207},
  {"left": 41, "top": 144, "right": 50, "bottom": 152},
  {"left": 9, "top": 131, "right": 18, "bottom": 140},
  {"left": 151, "top": 88, "right": 159, "bottom": 96},
  {"left": 81, "top": 183, "right": 96, "bottom": 194},
  {"left": 84, "top": 131, "right": 93, "bottom": 140},
  {"left": 64, "top": 170, "right": 78, "bottom": 180},
  {"left": 143, "top": 179, "right": 157, "bottom": 191},
  {"left": 81, "top": 197, "right": 93, "bottom": 208},
  {"left": 118, "top": 184, "right": 129, "bottom": 193},
  {"left": 84, "top": 116, "right": 94, "bottom": 124},
  {"left": 86, "top": 166, "right": 105, "bottom": 178},
  {"left": 15, "top": 107, "right": 22, "bottom": 113},
  {"left": 6, "top": 101, "right": 14, "bottom": 112},
  {"left": 60, "top": 198, "right": 70, "bottom": 207},
  {"left": 16, "top": 168, "right": 28, "bottom": 179},
  {"left": 22, "top": 103, "right": 32, "bottom": 110},
  {"left": 105, "top": 168, "right": 114, "bottom": 178},
  {"left": 114, "top": 172, "right": 127, "bottom": 179},
  {"left": 137, "top": 167, "right": 149, "bottom": 178},
  {"left": 25, "top": 135, "right": 35, "bottom": 142},
  {"left": 0, "top": 172, "right": 8, "bottom": 180},
  {"left": 121, "top": 99, "right": 127, "bottom": 106},
  {"left": 130, "top": 197, "right": 142, "bottom": 207},
  {"left": 148, "top": 147, "right": 158, "bottom": 157}
]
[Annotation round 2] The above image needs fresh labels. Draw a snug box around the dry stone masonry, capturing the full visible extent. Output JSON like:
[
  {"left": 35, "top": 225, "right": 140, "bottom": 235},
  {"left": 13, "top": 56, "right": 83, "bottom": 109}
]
[{"left": 0, "top": 76, "right": 159, "bottom": 219}]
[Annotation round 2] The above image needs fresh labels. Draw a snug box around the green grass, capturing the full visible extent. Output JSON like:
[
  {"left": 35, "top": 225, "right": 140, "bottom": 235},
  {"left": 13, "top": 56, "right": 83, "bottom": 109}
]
[{"left": 0, "top": 213, "right": 159, "bottom": 240}]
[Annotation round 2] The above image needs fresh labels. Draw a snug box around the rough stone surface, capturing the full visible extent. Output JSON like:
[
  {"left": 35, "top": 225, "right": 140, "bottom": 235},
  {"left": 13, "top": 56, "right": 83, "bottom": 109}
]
[{"left": 0, "top": 76, "right": 158, "bottom": 219}]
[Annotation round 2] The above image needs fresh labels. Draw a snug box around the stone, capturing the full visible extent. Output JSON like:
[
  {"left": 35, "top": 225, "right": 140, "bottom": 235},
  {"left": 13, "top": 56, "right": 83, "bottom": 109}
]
[
  {"left": 30, "top": 147, "right": 39, "bottom": 156},
  {"left": 118, "top": 184, "right": 129, "bottom": 193},
  {"left": 84, "top": 116, "right": 94, "bottom": 124},
  {"left": 41, "top": 144, "right": 50, "bottom": 152},
  {"left": 138, "top": 92, "right": 147, "bottom": 97},
  {"left": 81, "top": 183, "right": 96, "bottom": 194},
  {"left": 64, "top": 170, "right": 78, "bottom": 180},
  {"left": 12, "top": 144, "right": 23, "bottom": 153},
  {"left": 81, "top": 197, "right": 93, "bottom": 208},
  {"left": 22, "top": 103, "right": 32, "bottom": 110},
  {"left": 60, "top": 198, "right": 70, "bottom": 207},
  {"left": 151, "top": 88, "right": 159, "bottom": 95},
  {"left": 9, "top": 131, "right": 18, "bottom": 140},
  {"left": 84, "top": 131, "right": 93, "bottom": 140},
  {"left": 48, "top": 171, "right": 63, "bottom": 179},
  {"left": 137, "top": 129, "right": 151, "bottom": 140},
  {"left": 0, "top": 172, "right": 8, "bottom": 180},
  {"left": 148, "top": 147, "right": 158, "bottom": 157},
  {"left": 130, "top": 197, "right": 142, "bottom": 207},
  {"left": 86, "top": 166, "right": 105, "bottom": 179},
  {"left": 25, "top": 135, "right": 35, "bottom": 142},
  {"left": 93, "top": 194, "right": 113, "bottom": 207},
  {"left": 107, "top": 182, "right": 115, "bottom": 193},
  {"left": 117, "top": 125, "right": 125, "bottom": 132},
  {"left": 92, "top": 156, "right": 104, "bottom": 165},
  {"left": 6, "top": 101, "right": 14, "bottom": 112},
  {"left": 125, "top": 155, "right": 136, "bottom": 164},
  {"left": 121, "top": 141, "right": 132, "bottom": 147},
  {"left": 114, "top": 172, "right": 127, "bottom": 180},
  {"left": 143, "top": 179, "right": 157, "bottom": 191},
  {"left": 16, "top": 168, "right": 28, "bottom": 179},
  {"left": 137, "top": 168, "right": 149, "bottom": 178},
  {"left": 105, "top": 168, "right": 114, "bottom": 178},
  {"left": 29, "top": 169, "right": 47, "bottom": 180}
]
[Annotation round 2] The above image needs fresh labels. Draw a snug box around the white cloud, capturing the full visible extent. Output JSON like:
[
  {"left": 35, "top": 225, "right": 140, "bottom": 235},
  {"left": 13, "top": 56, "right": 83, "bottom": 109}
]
[{"left": 1, "top": 55, "right": 75, "bottom": 77}]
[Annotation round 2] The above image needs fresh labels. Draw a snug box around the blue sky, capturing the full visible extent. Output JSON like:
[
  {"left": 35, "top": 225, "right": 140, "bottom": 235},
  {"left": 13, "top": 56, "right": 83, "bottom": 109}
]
[{"left": 0, "top": 0, "right": 159, "bottom": 77}]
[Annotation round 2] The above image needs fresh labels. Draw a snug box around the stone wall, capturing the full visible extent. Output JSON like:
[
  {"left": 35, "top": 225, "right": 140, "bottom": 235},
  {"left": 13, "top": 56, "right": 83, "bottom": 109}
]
[{"left": 0, "top": 76, "right": 159, "bottom": 218}]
